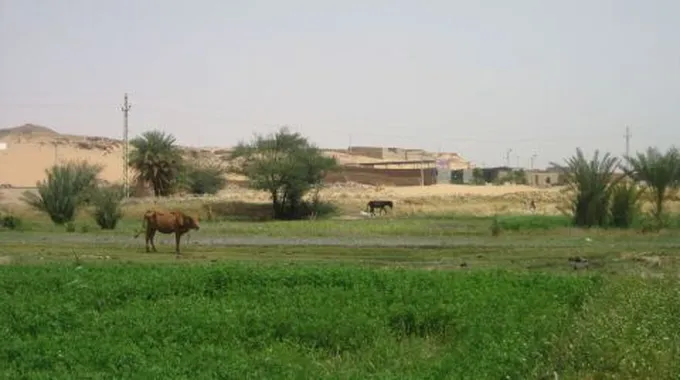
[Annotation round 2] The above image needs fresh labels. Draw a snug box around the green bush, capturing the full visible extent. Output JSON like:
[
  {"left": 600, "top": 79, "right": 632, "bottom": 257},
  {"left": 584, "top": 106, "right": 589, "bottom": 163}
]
[
  {"left": 91, "top": 185, "right": 124, "bottom": 230},
  {"left": 0, "top": 214, "right": 23, "bottom": 230},
  {"left": 185, "top": 163, "right": 227, "bottom": 195},
  {"left": 490, "top": 215, "right": 501, "bottom": 236},
  {"left": 21, "top": 161, "right": 102, "bottom": 225},
  {"left": 608, "top": 182, "right": 643, "bottom": 228},
  {"left": 299, "top": 199, "right": 338, "bottom": 220}
]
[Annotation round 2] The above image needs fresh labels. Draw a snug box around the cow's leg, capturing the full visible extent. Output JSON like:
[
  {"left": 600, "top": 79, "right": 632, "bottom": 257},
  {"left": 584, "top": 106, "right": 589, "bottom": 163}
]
[
  {"left": 174, "top": 231, "right": 182, "bottom": 257},
  {"left": 144, "top": 228, "right": 152, "bottom": 252},
  {"left": 149, "top": 230, "right": 158, "bottom": 252}
]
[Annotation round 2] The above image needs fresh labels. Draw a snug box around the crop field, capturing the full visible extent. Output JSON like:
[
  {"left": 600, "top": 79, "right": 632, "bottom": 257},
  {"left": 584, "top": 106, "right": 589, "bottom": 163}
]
[{"left": 2, "top": 211, "right": 680, "bottom": 379}]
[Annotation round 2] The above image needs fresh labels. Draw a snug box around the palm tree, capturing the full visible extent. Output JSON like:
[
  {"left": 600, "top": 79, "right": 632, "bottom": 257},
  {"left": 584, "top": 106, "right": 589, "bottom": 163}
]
[
  {"left": 128, "top": 130, "right": 184, "bottom": 197},
  {"left": 553, "top": 148, "right": 621, "bottom": 228},
  {"left": 623, "top": 146, "right": 680, "bottom": 226}
]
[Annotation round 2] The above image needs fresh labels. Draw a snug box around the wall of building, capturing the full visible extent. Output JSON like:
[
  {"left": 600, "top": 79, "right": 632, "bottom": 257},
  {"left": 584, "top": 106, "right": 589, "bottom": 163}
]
[
  {"left": 525, "top": 171, "right": 561, "bottom": 187},
  {"left": 361, "top": 162, "right": 435, "bottom": 170},
  {"left": 348, "top": 146, "right": 435, "bottom": 161},
  {"left": 347, "top": 146, "right": 385, "bottom": 159},
  {"left": 325, "top": 166, "right": 437, "bottom": 186}
]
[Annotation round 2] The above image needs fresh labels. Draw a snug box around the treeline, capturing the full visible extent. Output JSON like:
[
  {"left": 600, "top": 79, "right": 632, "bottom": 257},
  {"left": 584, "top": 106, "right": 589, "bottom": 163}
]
[
  {"left": 4, "top": 124, "right": 678, "bottom": 232},
  {"left": 11, "top": 127, "right": 339, "bottom": 229},
  {"left": 555, "top": 147, "right": 680, "bottom": 230}
]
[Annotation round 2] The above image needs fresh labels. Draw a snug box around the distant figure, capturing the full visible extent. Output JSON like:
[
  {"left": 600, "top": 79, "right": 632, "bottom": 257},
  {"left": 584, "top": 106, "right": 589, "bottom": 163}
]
[
  {"left": 366, "top": 200, "right": 394, "bottom": 216},
  {"left": 529, "top": 199, "right": 536, "bottom": 212}
]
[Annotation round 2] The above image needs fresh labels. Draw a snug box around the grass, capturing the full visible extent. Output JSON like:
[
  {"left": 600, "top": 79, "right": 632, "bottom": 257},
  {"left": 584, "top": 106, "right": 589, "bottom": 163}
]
[
  {"left": 1, "top": 263, "right": 678, "bottom": 379},
  {"left": 1, "top": 231, "right": 679, "bottom": 273},
  {"left": 2, "top": 204, "right": 680, "bottom": 378},
  {"left": 7, "top": 210, "right": 680, "bottom": 239}
]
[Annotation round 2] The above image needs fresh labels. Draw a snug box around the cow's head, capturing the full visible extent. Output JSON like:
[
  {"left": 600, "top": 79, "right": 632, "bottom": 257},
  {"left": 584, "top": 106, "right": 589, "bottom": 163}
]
[{"left": 183, "top": 214, "right": 200, "bottom": 231}]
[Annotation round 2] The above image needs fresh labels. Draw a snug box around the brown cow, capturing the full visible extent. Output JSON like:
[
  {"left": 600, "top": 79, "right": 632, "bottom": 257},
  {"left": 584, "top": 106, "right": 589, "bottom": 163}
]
[{"left": 133, "top": 209, "right": 200, "bottom": 256}]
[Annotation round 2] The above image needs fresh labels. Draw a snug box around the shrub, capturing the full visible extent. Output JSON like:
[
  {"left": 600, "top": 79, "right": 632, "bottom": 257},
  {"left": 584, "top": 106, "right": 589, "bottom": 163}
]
[
  {"left": 299, "top": 199, "right": 338, "bottom": 220},
  {"left": 21, "top": 161, "right": 102, "bottom": 225},
  {"left": 608, "top": 182, "right": 643, "bottom": 228},
  {"left": 490, "top": 215, "right": 501, "bottom": 236},
  {"left": 185, "top": 162, "right": 227, "bottom": 195},
  {"left": 0, "top": 214, "right": 23, "bottom": 230},
  {"left": 91, "top": 185, "right": 125, "bottom": 230}
]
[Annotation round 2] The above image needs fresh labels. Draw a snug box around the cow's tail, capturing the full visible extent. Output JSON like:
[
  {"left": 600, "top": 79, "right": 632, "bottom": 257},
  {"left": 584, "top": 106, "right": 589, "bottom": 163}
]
[{"left": 133, "top": 213, "right": 148, "bottom": 238}]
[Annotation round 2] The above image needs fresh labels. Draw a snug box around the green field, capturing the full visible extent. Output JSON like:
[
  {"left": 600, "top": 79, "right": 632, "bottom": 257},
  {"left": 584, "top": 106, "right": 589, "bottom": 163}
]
[
  {"left": 2, "top": 264, "right": 679, "bottom": 379},
  {"left": 1, "top": 214, "right": 679, "bottom": 379}
]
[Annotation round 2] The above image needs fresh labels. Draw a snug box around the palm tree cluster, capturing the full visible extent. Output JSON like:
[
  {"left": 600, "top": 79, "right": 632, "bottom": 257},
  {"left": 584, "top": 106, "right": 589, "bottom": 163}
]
[{"left": 555, "top": 146, "right": 680, "bottom": 229}]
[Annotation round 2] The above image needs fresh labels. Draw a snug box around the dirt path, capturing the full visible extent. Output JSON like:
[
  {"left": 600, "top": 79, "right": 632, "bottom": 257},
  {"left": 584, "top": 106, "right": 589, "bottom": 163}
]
[
  {"left": 2, "top": 233, "right": 678, "bottom": 249},
  {"left": 2, "top": 233, "right": 476, "bottom": 248}
]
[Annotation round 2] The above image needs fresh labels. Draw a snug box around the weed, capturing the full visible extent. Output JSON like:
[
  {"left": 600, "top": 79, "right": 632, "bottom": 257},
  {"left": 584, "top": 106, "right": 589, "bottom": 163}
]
[
  {"left": 1, "top": 214, "right": 23, "bottom": 230},
  {"left": 490, "top": 214, "right": 501, "bottom": 236}
]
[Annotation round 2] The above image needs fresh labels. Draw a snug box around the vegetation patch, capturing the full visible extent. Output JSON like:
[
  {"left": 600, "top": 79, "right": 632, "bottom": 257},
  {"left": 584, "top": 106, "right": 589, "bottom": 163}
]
[
  {"left": 1, "top": 264, "right": 601, "bottom": 379},
  {"left": 1, "top": 263, "right": 676, "bottom": 379}
]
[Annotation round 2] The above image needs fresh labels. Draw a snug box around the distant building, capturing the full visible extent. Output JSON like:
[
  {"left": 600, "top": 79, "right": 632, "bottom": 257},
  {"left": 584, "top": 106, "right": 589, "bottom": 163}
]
[{"left": 524, "top": 170, "right": 561, "bottom": 187}]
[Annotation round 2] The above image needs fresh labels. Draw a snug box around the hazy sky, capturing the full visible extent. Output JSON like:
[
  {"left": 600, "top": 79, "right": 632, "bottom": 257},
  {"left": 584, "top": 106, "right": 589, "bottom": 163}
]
[{"left": 1, "top": 0, "right": 679, "bottom": 168}]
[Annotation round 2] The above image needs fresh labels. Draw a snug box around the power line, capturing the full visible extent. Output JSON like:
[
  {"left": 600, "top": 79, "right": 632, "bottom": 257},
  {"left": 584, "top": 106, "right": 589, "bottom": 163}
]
[{"left": 121, "top": 94, "right": 132, "bottom": 198}]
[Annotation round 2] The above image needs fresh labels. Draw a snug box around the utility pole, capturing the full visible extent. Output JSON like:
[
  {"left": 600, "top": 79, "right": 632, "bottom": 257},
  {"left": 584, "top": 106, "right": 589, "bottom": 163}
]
[
  {"left": 530, "top": 154, "right": 537, "bottom": 169},
  {"left": 121, "top": 93, "right": 132, "bottom": 198},
  {"left": 506, "top": 148, "right": 512, "bottom": 167},
  {"left": 624, "top": 126, "right": 631, "bottom": 158},
  {"left": 52, "top": 142, "right": 58, "bottom": 164}
]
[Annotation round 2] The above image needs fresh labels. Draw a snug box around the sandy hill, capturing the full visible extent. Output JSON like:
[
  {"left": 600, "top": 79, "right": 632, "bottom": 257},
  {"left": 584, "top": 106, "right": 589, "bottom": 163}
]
[{"left": 0, "top": 124, "right": 470, "bottom": 188}]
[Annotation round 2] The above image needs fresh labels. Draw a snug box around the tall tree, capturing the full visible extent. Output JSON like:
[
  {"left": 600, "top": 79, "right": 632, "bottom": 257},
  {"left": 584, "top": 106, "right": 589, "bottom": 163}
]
[
  {"left": 230, "top": 127, "right": 338, "bottom": 219},
  {"left": 128, "top": 130, "right": 184, "bottom": 197},
  {"left": 623, "top": 146, "right": 680, "bottom": 226}
]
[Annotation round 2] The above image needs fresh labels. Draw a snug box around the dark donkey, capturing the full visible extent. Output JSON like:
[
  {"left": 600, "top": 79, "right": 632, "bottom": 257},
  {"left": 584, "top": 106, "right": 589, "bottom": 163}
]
[{"left": 366, "top": 200, "right": 394, "bottom": 216}]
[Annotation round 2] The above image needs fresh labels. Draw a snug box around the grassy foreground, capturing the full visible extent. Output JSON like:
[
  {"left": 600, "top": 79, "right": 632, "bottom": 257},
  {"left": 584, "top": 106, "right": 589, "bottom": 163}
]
[{"left": 1, "top": 263, "right": 678, "bottom": 379}]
